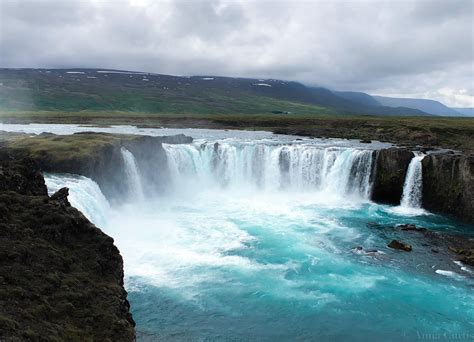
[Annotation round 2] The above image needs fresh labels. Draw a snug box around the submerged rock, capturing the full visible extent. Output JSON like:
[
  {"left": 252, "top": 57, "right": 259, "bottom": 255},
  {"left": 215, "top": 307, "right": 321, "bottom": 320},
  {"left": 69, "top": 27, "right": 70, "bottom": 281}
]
[
  {"left": 351, "top": 246, "right": 381, "bottom": 256},
  {"left": 0, "top": 153, "right": 135, "bottom": 340},
  {"left": 398, "top": 224, "right": 427, "bottom": 232},
  {"left": 388, "top": 240, "right": 412, "bottom": 252}
]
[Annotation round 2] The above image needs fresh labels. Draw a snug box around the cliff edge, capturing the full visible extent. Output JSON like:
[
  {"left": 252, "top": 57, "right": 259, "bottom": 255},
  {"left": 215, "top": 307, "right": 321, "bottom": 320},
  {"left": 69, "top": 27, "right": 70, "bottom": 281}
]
[{"left": 0, "top": 151, "right": 135, "bottom": 341}]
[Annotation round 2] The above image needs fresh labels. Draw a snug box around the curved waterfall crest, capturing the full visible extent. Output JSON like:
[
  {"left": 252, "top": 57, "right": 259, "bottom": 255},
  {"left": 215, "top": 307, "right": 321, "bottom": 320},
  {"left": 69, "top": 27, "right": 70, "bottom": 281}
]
[
  {"left": 163, "top": 141, "right": 375, "bottom": 199},
  {"left": 400, "top": 152, "right": 425, "bottom": 208}
]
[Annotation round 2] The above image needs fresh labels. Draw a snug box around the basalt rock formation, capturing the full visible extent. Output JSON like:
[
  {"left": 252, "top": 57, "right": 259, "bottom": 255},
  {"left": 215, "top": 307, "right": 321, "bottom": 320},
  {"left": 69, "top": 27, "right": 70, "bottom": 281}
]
[
  {"left": 422, "top": 152, "right": 474, "bottom": 223},
  {"left": 0, "top": 152, "right": 135, "bottom": 341},
  {"left": 371, "top": 148, "right": 414, "bottom": 205}
]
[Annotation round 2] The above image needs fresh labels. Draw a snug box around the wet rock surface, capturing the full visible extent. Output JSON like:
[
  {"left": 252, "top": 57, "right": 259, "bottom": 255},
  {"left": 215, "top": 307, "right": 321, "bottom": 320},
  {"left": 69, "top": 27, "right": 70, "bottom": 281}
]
[
  {"left": 0, "top": 152, "right": 135, "bottom": 341},
  {"left": 387, "top": 239, "right": 412, "bottom": 252},
  {"left": 365, "top": 222, "right": 474, "bottom": 278},
  {"left": 371, "top": 148, "right": 414, "bottom": 205}
]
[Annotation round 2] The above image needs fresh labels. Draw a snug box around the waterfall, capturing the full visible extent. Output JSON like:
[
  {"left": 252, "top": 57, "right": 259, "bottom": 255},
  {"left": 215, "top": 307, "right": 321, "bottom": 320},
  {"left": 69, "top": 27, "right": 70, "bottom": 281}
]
[
  {"left": 44, "top": 173, "right": 110, "bottom": 227},
  {"left": 400, "top": 152, "right": 425, "bottom": 208},
  {"left": 163, "top": 142, "right": 375, "bottom": 198},
  {"left": 121, "top": 147, "right": 144, "bottom": 201}
]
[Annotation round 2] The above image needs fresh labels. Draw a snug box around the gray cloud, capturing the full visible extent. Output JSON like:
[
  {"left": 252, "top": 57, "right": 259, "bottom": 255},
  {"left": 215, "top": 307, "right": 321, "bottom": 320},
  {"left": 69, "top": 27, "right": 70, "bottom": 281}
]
[{"left": 0, "top": 0, "right": 473, "bottom": 106}]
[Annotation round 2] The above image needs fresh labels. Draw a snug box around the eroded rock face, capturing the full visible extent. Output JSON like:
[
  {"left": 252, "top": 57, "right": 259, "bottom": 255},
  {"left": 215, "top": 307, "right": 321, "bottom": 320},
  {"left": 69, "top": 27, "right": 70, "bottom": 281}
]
[
  {"left": 0, "top": 150, "right": 47, "bottom": 196},
  {"left": 422, "top": 153, "right": 474, "bottom": 223},
  {"left": 371, "top": 148, "right": 414, "bottom": 205},
  {"left": 0, "top": 153, "right": 135, "bottom": 341}
]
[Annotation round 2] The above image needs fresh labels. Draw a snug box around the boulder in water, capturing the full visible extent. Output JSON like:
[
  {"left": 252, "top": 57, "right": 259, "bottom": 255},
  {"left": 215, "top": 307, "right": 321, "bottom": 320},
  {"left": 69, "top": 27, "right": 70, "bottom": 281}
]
[
  {"left": 449, "top": 247, "right": 474, "bottom": 266},
  {"left": 388, "top": 240, "right": 412, "bottom": 252}
]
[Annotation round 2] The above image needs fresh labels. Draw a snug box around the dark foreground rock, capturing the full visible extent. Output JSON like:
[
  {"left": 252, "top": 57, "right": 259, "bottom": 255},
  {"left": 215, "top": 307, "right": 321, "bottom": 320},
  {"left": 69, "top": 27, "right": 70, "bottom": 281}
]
[
  {"left": 371, "top": 148, "right": 414, "bottom": 205},
  {"left": 0, "top": 153, "right": 135, "bottom": 341},
  {"left": 422, "top": 152, "right": 474, "bottom": 223}
]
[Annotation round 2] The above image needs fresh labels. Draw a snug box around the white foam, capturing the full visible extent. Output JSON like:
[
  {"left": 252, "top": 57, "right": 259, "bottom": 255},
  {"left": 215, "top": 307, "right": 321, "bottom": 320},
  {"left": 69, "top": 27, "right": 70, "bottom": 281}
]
[
  {"left": 435, "top": 269, "right": 464, "bottom": 280},
  {"left": 388, "top": 206, "right": 430, "bottom": 217}
]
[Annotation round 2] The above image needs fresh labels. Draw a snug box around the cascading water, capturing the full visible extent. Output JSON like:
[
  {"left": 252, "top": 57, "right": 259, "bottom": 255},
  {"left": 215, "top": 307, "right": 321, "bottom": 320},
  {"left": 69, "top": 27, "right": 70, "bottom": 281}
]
[
  {"left": 44, "top": 173, "right": 110, "bottom": 227},
  {"left": 163, "top": 141, "right": 375, "bottom": 199},
  {"left": 400, "top": 152, "right": 425, "bottom": 208},
  {"left": 121, "top": 147, "right": 144, "bottom": 201},
  {"left": 28, "top": 125, "right": 472, "bottom": 342}
]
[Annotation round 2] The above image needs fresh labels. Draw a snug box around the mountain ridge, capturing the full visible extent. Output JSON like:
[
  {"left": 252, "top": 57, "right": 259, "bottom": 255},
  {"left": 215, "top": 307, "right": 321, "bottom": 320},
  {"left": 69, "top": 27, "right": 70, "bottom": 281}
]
[
  {"left": 0, "top": 68, "right": 428, "bottom": 116},
  {"left": 1, "top": 68, "right": 471, "bottom": 117}
]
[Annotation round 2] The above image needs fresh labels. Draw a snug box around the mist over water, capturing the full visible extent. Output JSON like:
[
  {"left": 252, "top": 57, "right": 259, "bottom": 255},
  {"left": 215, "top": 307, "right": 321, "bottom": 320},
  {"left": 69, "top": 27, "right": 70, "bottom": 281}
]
[{"left": 28, "top": 126, "right": 473, "bottom": 340}]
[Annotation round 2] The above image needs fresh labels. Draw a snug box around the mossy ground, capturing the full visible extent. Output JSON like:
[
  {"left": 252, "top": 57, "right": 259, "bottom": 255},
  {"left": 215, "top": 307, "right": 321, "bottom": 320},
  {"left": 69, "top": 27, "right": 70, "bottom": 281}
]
[
  {"left": 0, "top": 155, "right": 135, "bottom": 341},
  {"left": 2, "top": 132, "right": 144, "bottom": 163}
]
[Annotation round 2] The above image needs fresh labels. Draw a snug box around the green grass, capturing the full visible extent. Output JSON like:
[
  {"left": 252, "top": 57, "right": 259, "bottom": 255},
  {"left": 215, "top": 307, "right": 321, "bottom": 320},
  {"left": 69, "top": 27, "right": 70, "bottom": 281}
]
[
  {"left": 0, "top": 71, "right": 337, "bottom": 115},
  {"left": 1, "top": 110, "right": 473, "bottom": 152}
]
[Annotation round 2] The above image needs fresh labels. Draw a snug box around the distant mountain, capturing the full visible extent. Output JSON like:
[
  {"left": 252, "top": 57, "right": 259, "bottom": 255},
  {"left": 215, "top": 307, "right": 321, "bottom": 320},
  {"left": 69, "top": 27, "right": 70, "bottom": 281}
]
[
  {"left": 373, "top": 96, "right": 461, "bottom": 116},
  {"left": 0, "top": 68, "right": 429, "bottom": 116},
  {"left": 451, "top": 108, "right": 474, "bottom": 117},
  {"left": 333, "top": 91, "right": 381, "bottom": 107}
]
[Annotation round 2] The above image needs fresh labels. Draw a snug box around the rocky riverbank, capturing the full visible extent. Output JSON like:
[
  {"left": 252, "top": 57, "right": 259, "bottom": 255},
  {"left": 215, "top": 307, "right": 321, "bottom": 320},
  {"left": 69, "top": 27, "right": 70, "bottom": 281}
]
[{"left": 0, "top": 151, "right": 135, "bottom": 340}]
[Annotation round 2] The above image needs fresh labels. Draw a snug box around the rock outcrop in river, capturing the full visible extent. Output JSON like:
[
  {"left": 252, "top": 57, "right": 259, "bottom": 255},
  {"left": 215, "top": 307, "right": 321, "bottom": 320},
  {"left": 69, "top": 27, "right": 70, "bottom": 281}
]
[
  {"left": 371, "top": 148, "right": 414, "bottom": 205},
  {"left": 0, "top": 151, "right": 135, "bottom": 341}
]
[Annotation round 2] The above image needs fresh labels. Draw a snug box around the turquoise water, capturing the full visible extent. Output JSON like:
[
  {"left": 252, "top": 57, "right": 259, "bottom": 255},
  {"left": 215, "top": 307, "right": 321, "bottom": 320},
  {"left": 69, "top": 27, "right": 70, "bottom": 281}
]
[
  {"left": 36, "top": 127, "right": 474, "bottom": 342},
  {"left": 101, "top": 192, "right": 474, "bottom": 341}
]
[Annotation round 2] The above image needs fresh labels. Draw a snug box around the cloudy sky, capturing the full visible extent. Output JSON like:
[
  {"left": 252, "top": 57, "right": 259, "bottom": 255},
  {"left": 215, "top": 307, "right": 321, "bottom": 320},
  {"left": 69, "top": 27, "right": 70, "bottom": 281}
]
[{"left": 1, "top": 0, "right": 473, "bottom": 107}]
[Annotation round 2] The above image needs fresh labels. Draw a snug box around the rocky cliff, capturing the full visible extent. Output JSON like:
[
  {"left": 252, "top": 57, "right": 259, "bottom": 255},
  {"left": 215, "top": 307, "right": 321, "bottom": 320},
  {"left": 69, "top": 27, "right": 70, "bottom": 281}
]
[
  {"left": 0, "top": 151, "right": 135, "bottom": 341},
  {"left": 371, "top": 148, "right": 414, "bottom": 205},
  {"left": 5, "top": 132, "right": 192, "bottom": 200},
  {"left": 422, "top": 152, "right": 474, "bottom": 223}
]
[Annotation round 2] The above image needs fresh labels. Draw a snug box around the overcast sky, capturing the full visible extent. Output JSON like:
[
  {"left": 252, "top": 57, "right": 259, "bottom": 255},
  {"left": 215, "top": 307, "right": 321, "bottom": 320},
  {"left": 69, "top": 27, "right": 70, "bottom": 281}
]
[{"left": 1, "top": 0, "right": 473, "bottom": 107}]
